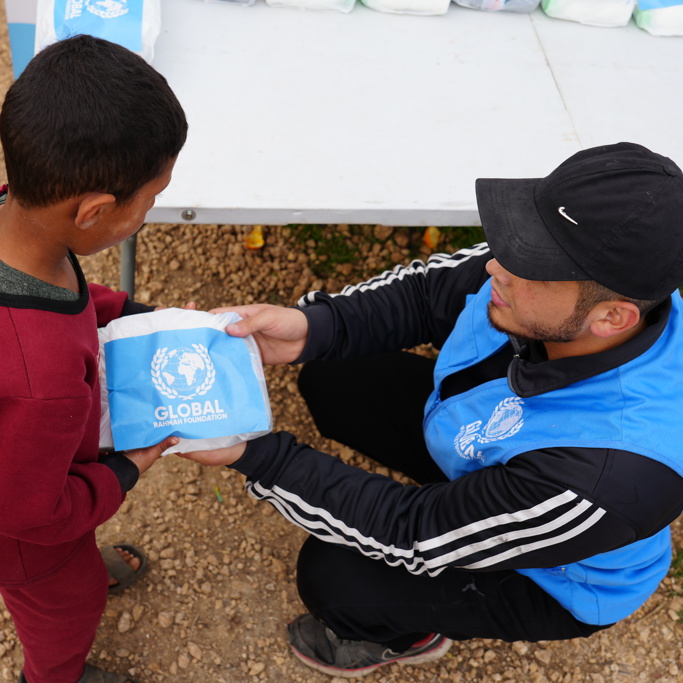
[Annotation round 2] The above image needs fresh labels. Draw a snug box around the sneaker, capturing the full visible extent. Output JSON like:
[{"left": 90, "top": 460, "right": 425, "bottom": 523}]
[{"left": 287, "top": 614, "right": 452, "bottom": 678}]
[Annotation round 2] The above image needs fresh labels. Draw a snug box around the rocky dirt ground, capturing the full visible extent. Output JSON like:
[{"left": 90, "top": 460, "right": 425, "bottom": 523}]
[{"left": 0, "top": 5, "right": 682, "bottom": 682}]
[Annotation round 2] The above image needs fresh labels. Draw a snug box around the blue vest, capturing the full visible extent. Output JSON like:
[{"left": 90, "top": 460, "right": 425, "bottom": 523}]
[{"left": 423, "top": 279, "right": 683, "bottom": 625}]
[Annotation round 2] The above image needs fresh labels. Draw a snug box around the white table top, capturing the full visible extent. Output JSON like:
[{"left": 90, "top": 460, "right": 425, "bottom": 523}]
[{"left": 147, "top": 0, "right": 683, "bottom": 227}]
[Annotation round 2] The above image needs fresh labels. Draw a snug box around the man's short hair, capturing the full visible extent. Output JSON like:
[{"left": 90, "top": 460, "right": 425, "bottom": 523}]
[
  {"left": 576, "top": 280, "right": 664, "bottom": 318},
  {"left": 0, "top": 34, "right": 188, "bottom": 208}
]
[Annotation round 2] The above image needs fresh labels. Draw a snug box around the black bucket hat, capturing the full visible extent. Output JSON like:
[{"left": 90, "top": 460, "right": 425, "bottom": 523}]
[{"left": 475, "top": 142, "right": 683, "bottom": 301}]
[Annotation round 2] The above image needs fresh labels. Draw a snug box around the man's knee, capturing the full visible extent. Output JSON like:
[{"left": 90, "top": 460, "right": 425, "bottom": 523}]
[
  {"left": 296, "top": 361, "right": 323, "bottom": 407},
  {"left": 296, "top": 536, "right": 363, "bottom": 616}
]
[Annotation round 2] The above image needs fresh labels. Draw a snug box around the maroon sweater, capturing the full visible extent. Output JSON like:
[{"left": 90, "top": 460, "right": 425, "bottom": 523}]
[{"left": 0, "top": 269, "right": 143, "bottom": 586}]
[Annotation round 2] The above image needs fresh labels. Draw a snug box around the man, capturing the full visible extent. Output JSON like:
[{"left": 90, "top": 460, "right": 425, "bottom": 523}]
[{"left": 184, "top": 142, "right": 683, "bottom": 678}]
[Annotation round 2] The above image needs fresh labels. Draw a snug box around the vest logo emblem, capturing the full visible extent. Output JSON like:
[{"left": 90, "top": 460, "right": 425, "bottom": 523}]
[{"left": 454, "top": 397, "right": 524, "bottom": 462}]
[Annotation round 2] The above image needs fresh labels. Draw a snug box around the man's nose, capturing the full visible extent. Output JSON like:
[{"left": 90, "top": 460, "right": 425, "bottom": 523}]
[{"left": 486, "top": 258, "right": 511, "bottom": 283}]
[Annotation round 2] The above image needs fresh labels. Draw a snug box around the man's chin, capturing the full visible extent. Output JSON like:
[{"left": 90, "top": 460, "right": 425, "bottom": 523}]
[{"left": 486, "top": 302, "right": 512, "bottom": 335}]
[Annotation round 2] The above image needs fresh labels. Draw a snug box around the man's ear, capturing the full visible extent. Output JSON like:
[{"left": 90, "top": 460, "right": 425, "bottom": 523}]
[
  {"left": 589, "top": 301, "right": 641, "bottom": 339},
  {"left": 74, "top": 193, "right": 117, "bottom": 230}
]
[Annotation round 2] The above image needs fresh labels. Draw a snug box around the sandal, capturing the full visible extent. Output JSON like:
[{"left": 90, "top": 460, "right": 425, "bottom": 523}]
[
  {"left": 19, "top": 665, "right": 137, "bottom": 683},
  {"left": 101, "top": 544, "right": 148, "bottom": 596},
  {"left": 77, "top": 664, "right": 138, "bottom": 683}
]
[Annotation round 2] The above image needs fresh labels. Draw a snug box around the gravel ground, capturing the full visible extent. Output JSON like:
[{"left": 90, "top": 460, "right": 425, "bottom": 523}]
[{"left": 0, "top": 6, "right": 682, "bottom": 682}]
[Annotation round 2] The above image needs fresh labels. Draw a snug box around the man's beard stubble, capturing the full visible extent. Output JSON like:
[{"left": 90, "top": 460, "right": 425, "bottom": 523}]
[{"left": 486, "top": 301, "right": 588, "bottom": 345}]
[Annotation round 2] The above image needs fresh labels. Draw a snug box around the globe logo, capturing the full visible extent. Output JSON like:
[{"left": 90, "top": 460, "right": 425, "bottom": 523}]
[{"left": 151, "top": 344, "right": 216, "bottom": 400}]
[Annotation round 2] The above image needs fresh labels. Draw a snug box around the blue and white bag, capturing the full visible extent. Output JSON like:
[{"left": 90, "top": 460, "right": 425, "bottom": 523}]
[
  {"left": 541, "top": 0, "right": 636, "bottom": 27},
  {"left": 361, "top": 0, "right": 451, "bottom": 15},
  {"left": 99, "top": 309, "right": 272, "bottom": 454},
  {"left": 204, "top": 0, "right": 256, "bottom": 7},
  {"left": 265, "top": 0, "right": 357, "bottom": 11},
  {"left": 35, "top": 0, "right": 162, "bottom": 63},
  {"left": 453, "top": 0, "right": 540, "bottom": 12},
  {"left": 634, "top": 0, "right": 683, "bottom": 35}
]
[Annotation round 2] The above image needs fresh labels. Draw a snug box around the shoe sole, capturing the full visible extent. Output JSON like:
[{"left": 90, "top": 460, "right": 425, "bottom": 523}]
[{"left": 289, "top": 637, "right": 452, "bottom": 679}]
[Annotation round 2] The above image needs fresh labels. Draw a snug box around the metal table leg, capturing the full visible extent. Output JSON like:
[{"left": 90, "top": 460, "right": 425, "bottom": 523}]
[{"left": 120, "top": 233, "right": 138, "bottom": 298}]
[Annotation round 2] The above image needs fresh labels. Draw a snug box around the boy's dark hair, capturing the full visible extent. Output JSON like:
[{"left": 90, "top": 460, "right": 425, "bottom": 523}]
[{"left": 0, "top": 34, "right": 188, "bottom": 208}]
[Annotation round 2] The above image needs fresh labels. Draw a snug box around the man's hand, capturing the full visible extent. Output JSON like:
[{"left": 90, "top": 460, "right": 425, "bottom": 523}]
[
  {"left": 124, "top": 436, "right": 179, "bottom": 474},
  {"left": 177, "top": 441, "right": 247, "bottom": 467},
  {"left": 210, "top": 304, "right": 309, "bottom": 365}
]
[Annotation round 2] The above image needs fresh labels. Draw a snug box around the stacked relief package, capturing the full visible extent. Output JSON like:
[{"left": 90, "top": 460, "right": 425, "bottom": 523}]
[
  {"left": 454, "top": 1, "right": 540, "bottom": 12},
  {"left": 360, "top": 0, "right": 451, "bottom": 15},
  {"left": 266, "top": 0, "right": 357, "bottom": 11},
  {"left": 541, "top": 0, "right": 636, "bottom": 26},
  {"left": 204, "top": 1, "right": 257, "bottom": 7},
  {"left": 35, "top": 0, "right": 162, "bottom": 62},
  {"left": 634, "top": 0, "right": 683, "bottom": 35}
]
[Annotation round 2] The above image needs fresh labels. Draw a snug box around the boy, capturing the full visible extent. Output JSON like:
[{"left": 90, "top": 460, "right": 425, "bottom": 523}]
[{"left": 0, "top": 35, "right": 188, "bottom": 683}]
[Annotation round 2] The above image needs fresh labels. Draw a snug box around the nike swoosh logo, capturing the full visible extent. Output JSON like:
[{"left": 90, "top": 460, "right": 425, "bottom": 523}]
[
  {"left": 382, "top": 649, "right": 401, "bottom": 661},
  {"left": 558, "top": 207, "right": 578, "bottom": 225}
]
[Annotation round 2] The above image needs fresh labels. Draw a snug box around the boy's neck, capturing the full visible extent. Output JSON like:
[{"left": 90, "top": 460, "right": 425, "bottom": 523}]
[{"left": 0, "top": 194, "right": 79, "bottom": 292}]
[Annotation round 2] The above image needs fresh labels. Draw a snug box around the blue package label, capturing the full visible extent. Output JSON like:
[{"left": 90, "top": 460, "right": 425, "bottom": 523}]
[
  {"left": 105, "top": 327, "right": 269, "bottom": 450},
  {"left": 637, "top": 0, "right": 683, "bottom": 8},
  {"left": 53, "top": 1, "right": 143, "bottom": 53}
]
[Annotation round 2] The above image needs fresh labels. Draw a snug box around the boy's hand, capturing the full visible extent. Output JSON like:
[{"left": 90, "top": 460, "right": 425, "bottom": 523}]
[
  {"left": 124, "top": 436, "right": 179, "bottom": 474},
  {"left": 178, "top": 441, "right": 247, "bottom": 467},
  {"left": 209, "top": 304, "right": 309, "bottom": 365}
]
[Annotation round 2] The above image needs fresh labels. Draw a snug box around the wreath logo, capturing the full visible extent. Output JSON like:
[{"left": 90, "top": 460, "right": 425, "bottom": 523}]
[
  {"left": 454, "top": 397, "right": 525, "bottom": 462},
  {"left": 85, "top": 1, "right": 129, "bottom": 20},
  {"left": 151, "top": 344, "right": 216, "bottom": 401}
]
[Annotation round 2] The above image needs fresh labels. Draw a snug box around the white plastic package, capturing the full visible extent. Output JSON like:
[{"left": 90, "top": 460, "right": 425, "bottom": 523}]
[
  {"left": 634, "top": 0, "right": 683, "bottom": 35},
  {"left": 99, "top": 309, "right": 272, "bottom": 455},
  {"left": 454, "top": 0, "right": 540, "bottom": 12},
  {"left": 35, "top": 0, "right": 162, "bottom": 63},
  {"left": 265, "top": 0, "right": 356, "bottom": 11},
  {"left": 204, "top": 0, "right": 256, "bottom": 7},
  {"left": 361, "top": 0, "right": 451, "bottom": 15},
  {"left": 541, "top": 0, "right": 636, "bottom": 26}
]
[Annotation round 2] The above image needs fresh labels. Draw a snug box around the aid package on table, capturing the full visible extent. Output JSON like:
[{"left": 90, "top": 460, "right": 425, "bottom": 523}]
[{"left": 35, "top": 0, "right": 162, "bottom": 62}]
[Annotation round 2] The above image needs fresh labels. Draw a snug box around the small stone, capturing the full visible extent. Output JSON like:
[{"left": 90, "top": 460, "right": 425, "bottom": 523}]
[
  {"left": 535, "top": 649, "right": 552, "bottom": 665},
  {"left": 373, "top": 225, "right": 394, "bottom": 241},
  {"left": 187, "top": 642, "right": 202, "bottom": 660},
  {"left": 248, "top": 661, "right": 265, "bottom": 675},
  {"left": 177, "top": 653, "right": 190, "bottom": 670},
  {"left": 158, "top": 611, "right": 173, "bottom": 628},
  {"left": 117, "top": 612, "right": 132, "bottom": 633},
  {"left": 512, "top": 642, "right": 529, "bottom": 655}
]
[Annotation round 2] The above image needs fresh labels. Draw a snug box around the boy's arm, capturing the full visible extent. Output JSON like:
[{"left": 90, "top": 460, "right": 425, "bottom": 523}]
[
  {"left": 0, "top": 395, "right": 175, "bottom": 545},
  {"left": 0, "top": 395, "right": 127, "bottom": 544},
  {"left": 88, "top": 283, "right": 154, "bottom": 327}
]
